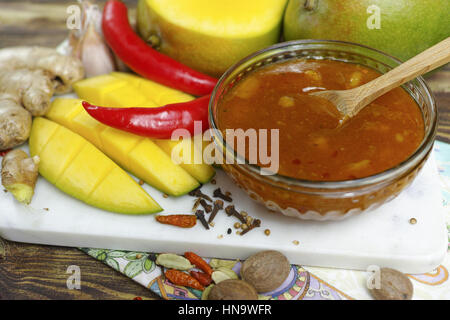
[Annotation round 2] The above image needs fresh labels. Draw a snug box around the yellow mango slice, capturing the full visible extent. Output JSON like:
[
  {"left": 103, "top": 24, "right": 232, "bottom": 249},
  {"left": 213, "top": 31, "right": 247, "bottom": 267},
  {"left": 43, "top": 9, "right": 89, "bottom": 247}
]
[
  {"left": 155, "top": 139, "right": 215, "bottom": 184},
  {"left": 46, "top": 99, "right": 199, "bottom": 196},
  {"left": 110, "top": 72, "right": 143, "bottom": 87},
  {"left": 110, "top": 73, "right": 216, "bottom": 183},
  {"left": 73, "top": 75, "right": 128, "bottom": 105},
  {"left": 102, "top": 84, "right": 148, "bottom": 107},
  {"left": 29, "top": 118, "right": 161, "bottom": 214},
  {"left": 111, "top": 72, "right": 193, "bottom": 105},
  {"left": 74, "top": 73, "right": 216, "bottom": 184}
]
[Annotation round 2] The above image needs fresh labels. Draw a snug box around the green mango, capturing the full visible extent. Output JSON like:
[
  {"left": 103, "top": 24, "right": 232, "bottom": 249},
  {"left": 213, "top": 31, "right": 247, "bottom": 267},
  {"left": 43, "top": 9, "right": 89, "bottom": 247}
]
[{"left": 284, "top": 0, "right": 450, "bottom": 61}]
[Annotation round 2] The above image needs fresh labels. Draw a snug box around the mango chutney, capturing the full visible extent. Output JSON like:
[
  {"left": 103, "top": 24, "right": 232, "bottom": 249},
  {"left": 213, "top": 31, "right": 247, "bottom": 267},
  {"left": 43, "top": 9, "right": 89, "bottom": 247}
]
[{"left": 218, "top": 59, "right": 425, "bottom": 181}]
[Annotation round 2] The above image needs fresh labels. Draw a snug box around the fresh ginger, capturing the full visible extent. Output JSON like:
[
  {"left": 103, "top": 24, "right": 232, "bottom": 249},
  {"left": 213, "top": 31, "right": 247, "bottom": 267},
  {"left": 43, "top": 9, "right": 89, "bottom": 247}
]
[
  {"left": 0, "top": 69, "right": 54, "bottom": 116},
  {"left": 0, "top": 46, "right": 84, "bottom": 94},
  {"left": 1, "top": 149, "right": 40, "bottom": 205},
  {"left": 0, "top": 46, "right": 84, "bottom": 151},
  {"left": 0, "top": 97, "right": 32, "bottom": 151}
]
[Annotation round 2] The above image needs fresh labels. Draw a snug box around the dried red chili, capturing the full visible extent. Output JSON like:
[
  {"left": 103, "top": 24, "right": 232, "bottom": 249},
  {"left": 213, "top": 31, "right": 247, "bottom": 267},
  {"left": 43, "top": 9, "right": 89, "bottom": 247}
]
[
  {"left": 189, "top": 270, "right": 212, "bottom": 287},
  {"left": 0, "top": 149, "right": 11, "bottom": 157},
  {"left": 184, "top": 251, "right": 213, "bottom": 276},
  {"left": 165, "top": 269, "right": 205, "bottom": 291},
  {"left": 155, "top": 215, "right": 197, "bottom": 228}
]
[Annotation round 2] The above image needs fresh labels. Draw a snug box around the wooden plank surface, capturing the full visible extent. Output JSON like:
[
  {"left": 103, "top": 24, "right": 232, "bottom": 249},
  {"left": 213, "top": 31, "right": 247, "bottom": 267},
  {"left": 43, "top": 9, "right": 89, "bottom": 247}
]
[
  {"left": 0, "top": 0, "right": 159, "bottom": 300},
  {"left": 0, "top": 0, "right": 448, "bottom": 300}
]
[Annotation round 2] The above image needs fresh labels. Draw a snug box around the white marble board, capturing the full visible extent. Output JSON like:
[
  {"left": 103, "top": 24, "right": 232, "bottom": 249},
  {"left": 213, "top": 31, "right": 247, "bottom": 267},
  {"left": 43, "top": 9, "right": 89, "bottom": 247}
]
[{"left": 0, "top": 147, "right": 447, "bottom": 274}]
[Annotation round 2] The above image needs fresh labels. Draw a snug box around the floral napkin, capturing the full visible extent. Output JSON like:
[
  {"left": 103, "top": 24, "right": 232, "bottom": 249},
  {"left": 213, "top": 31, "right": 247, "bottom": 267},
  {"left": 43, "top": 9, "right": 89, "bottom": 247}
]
[{"left": 82, "top": 141, "right": 450, "bottom": 300}]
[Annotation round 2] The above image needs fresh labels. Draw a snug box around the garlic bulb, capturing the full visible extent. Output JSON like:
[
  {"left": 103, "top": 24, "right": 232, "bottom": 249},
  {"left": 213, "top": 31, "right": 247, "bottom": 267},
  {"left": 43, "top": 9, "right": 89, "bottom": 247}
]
[{"left": 65, "top": 0, "right": 117, "bottom": 77}]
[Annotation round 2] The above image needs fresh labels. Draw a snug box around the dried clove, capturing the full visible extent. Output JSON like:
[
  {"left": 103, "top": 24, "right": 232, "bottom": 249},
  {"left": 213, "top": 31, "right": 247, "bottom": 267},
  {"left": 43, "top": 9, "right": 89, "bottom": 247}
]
[
  {"left": 189, "top": 188, "right": 213, "bottom": 202},
  {"left": 208, "top": 200, "right": 224, "bottom": 224},
  {"left": 240, "top": 219, "right": 261, "bottom": 236},
  {"left": 200, "top": 199, "right": 213, "bottom": 213},
  {"left": 213, "top": 188, "right": 232, "bottom": 202},
  {"left": 195, "top": 210, "right": 210, "bottom": 230},
  {"left": 192, "top": 198, "right": 202, "bottom": 212},
  {"left": 225, "top": 205, "right": 247, "bottom": 224}
]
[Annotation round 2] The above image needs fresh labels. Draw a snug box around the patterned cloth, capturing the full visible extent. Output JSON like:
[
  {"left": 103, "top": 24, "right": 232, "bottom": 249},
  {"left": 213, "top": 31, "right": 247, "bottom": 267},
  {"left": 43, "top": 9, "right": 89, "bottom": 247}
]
[{"left": 81, "top": 141, "right": 450, "bottom": 300}]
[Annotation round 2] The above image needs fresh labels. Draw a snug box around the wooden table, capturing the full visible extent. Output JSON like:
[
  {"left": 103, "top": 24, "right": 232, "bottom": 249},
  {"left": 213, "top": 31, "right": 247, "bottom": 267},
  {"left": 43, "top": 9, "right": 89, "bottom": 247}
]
[{"left": 0, "top": 0, "right": 448, "bottom": 300}]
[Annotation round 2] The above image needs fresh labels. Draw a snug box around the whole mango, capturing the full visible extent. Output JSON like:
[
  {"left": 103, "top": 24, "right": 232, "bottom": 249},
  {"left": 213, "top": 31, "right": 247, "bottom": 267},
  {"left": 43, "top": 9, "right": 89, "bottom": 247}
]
[{"left": 284, "top": 0, "right": 450, "bottom": 61}]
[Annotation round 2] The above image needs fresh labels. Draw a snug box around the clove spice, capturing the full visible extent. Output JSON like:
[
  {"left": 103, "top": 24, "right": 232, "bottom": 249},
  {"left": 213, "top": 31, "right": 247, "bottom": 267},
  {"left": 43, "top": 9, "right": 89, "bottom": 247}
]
[
  {"left": 213, "top": 188, "right": 232, "bottom": 202},
  {"left": 200, "top": 199, "right": 213, "bottom": 213},
  {"left": 189, "top": 188, "right": 213, "bottom": 202},
  {"left": 195, "top": 210, "right": 210, "bottom": 230},
  {"left": 208, "top": 200, "right": 224, "bottom": 224},
  {"left": 240, "top": 219, "right": 261, "bottom": 236},
  {"left": 225, "top": 205, "right": 247, "bottom": 224},
  {"left": 192, "top": 198, "right": 202, "bottom": 212}
]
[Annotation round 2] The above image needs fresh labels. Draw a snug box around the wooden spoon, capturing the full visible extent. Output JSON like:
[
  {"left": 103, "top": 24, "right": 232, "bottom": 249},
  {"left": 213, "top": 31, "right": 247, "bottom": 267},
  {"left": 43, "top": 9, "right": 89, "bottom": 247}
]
[{"left": 311, "top": 37, "right": 450, "bottom": 122}]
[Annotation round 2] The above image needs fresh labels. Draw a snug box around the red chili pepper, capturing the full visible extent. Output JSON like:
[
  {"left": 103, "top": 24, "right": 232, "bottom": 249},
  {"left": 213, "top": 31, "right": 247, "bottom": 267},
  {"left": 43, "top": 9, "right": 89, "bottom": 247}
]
[
  {"left": 102, "top": 0, "right": 217, "bottom": 96},
  {"left": 184, "top": 251, "right": 213, "bottom": 276},
  {"left": 189, "top": 270, "right": 212, "bottom": 287},
  {"left": 155, "top": 214, "right": 197, "bottom": 228},
  {"left": 82, "top": 95, "right": 210, "bottom": 139},
  {"left": 0, "top": 149, "right": 11, "bottom": 157},
  {"left": 165, "top": 269, "right": 205, "bottom": 291}
]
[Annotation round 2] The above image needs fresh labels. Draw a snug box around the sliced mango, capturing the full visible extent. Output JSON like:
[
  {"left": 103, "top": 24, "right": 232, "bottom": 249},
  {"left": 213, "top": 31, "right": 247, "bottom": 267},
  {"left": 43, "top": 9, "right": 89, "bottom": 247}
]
[
  {"left": 102, "top": 84, "right": 149, "bottom": 107},
  {"left": 46, "top": 99, "right": 200, "bottom": 196},
  {"left": 73, "top": 72, "right": 216, "bottom": 184},
  {"left": 137, "top": 0, "right": 288, "bottom": 76},
  {"left": 73, "top": 75, "right": 128, "bottom": 105},
  {"left": 111, "top": 72, "right": 193, "bottom": 105},
  {"left": 29, "top": 117, "right": 161, "bottom": 214},
  {"left": 110, "top": 73, "right": 216, "bottom": 183},
  {"left": 155, "top": 139, "right": 215, "bottom": 184}
]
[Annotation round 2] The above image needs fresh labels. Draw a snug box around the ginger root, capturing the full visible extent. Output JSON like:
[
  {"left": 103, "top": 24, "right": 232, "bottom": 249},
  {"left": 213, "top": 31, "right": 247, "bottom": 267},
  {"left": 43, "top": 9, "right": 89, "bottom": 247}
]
[
  {"left": 0, "top": 46, "right": 84, "bottom": 94},
  {"left": 0, "top": 69, "right": 54, "bottom": 116},
  {"left": 0, "top": 96, "right": 32, "bottom": 150},
  {"left": 0, "top": 46, "right": 84, "bottom": 150},
  {"left": 1, "top": 149, "right": 40, "bottom": 205}
]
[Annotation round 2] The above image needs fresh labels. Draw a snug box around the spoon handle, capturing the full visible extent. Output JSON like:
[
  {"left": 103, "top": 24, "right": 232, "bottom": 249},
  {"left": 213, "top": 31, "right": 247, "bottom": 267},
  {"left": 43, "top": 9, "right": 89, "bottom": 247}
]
[{"left": 355, "top": 37, "right": 450, "bottom": 110}]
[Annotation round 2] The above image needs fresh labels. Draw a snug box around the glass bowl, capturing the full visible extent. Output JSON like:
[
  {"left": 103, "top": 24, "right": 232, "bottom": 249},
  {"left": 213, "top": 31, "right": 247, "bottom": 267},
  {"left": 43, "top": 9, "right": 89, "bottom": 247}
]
[{"left": 209, "top": 40, "right": 437, "bottom": 221}]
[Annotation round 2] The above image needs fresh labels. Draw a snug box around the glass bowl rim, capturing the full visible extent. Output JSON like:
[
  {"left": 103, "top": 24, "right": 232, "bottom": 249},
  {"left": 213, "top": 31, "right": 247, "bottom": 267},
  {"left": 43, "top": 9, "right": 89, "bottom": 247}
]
[{"left": 208, "top": 39, "right": 437, "bottom": 190}]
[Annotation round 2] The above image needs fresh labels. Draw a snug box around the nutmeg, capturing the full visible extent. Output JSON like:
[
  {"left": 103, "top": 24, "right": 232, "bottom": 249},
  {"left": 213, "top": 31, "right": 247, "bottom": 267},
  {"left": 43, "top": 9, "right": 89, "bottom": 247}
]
[
  {"left": 208, "top": 279, "right": 258, "bottom": 300},
  {"left": 240, "top": 250, "right": 290, "bottom": 293}
]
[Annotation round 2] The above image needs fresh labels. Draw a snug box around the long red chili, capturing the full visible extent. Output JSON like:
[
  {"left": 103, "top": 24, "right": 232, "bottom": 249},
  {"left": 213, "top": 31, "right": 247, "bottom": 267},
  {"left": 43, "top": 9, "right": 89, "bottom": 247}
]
[
  {"left": 102, "top": 0, "right": 218, "bottom": 96},
  {"left": 82, "top": 96, "right": 210, "bottom": 139}
]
